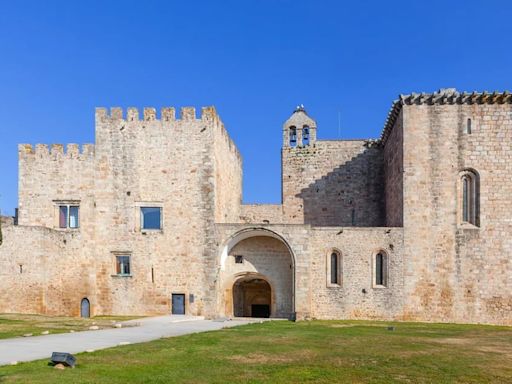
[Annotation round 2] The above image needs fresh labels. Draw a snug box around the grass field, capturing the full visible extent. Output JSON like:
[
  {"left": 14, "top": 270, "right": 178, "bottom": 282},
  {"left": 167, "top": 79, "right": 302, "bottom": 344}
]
[
  {"left": 0, "top": 320, "right": 511, "bottom": 383},
  {"left": 0, "top": 313, "right": 143, "bottom": 339}
]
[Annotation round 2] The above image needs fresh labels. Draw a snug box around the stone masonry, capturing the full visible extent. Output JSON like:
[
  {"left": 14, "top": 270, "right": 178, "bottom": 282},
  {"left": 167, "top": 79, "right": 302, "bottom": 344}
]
[{"left": 0, "top": 88, "right": 511, "bottom": 325}]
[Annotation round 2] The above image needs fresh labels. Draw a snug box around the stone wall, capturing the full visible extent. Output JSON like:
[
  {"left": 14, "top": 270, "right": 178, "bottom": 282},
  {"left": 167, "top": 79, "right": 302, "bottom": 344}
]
[
  {"left": 309, "top": 227, "right": 403, "bottom": 319},
  {"left": 91, "top": 107, "right": 221, "bottom": 317},
  {"left": 239, "top": 204, "right": 284, "bottom": 224},
  {"left": 0, "top": 225, "right": 87, "bottom": 315},
  {"left": 2, "top": 106, "right": 245, "bottom": 318},
  {"left": 282, "top": 140, "right": 385, "bottom": 227},
  {"left": 383, "top": 110, "right": 404, "bottom": 227},
  {"left": 401, "top": 101, "right": 512, "bottom": 325},
  {"left": 3, "top": 93, "right": 512, "bottom": 326},
  {"left": 214, "top": 224, "right": 404, "bottom": 320},
  {"left": 212, "top": 108, "right": 243, "bottom": 223},
  {"left": 18, "top": 144, "right": 95, "bottom": 228}
]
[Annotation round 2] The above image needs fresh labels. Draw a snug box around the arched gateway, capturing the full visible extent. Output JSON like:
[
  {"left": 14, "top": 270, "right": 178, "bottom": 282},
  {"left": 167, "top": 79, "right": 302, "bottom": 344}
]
[{"left": 219, "top": 229, "right": 295, "bottom": 319}]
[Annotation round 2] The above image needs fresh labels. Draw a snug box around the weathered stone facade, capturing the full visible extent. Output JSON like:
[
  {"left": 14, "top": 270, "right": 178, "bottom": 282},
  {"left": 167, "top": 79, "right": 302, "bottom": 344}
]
[{"left": 1, "top": 88, "right": 511, "bottom": 325}]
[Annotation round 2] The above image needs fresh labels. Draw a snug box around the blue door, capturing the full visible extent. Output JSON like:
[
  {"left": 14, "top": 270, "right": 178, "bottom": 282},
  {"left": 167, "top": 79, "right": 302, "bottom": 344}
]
[
  {"left": 172, "top": 294, "right": 185, "bottom": 315},
  {"left": 80, "top": 298, "right": 90, "bottom": 318}
]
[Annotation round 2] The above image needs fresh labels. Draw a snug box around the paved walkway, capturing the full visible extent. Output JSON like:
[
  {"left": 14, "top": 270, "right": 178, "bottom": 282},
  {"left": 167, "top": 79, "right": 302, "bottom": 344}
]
[{"left": 0, "top": 316, "right": 265, "bottom": 366}]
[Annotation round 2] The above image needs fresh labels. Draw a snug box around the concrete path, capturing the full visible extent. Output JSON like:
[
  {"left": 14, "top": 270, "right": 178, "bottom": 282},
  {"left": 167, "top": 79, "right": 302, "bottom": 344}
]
[{"left": 0, "top": 315, "right": 266, "bottom": 366}]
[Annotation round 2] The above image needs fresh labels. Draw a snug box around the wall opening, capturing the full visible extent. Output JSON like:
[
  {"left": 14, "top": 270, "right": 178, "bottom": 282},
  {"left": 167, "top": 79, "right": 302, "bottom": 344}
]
[
  {"left": 233, "top": 276, "right": 271, "bottom": 318},
  {"left": 220, "top": 228, "right": 295, "bottom": 319},
  {"left": 172, "top": 293, "right": 186, "bottom": 315},
  {"left": 373, "top": 251, "right": 388, "bottom": 288},
  {"left": 80, "top": 298, "right": 90, "bottom": 318},
  {"left": 289, "top": 126, "right": 297, "bottom": 147},
  {"left": 466, "top": 118, "right": 472, "bottom": 134},
  {"left": 302, "top": 126, "right": 310, "bottom": 145},
  {"left": 460, "top": 169, "right": 480, "bottom": 226}
]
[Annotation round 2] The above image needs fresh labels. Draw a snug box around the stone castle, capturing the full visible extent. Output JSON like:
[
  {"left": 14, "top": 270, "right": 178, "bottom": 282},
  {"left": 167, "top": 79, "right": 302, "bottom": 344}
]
[{"left": 1, "top": 88, "right": 511, "bottom": 325}]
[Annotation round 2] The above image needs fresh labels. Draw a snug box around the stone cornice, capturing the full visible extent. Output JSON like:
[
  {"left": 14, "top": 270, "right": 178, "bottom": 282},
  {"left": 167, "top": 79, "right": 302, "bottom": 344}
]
[{"left": 380, "top": 88, "right": 512, "bottom": 144}]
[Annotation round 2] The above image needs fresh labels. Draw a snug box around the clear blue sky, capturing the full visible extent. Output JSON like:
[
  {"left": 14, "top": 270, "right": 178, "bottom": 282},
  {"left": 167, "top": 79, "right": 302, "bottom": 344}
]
[{"left": 1, "top": 0, "right": 511, "bottom": 215}]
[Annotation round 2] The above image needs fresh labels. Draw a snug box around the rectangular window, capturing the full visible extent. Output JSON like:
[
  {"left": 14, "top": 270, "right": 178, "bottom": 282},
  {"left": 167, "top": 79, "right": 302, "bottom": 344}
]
[
  {"left": 235, "top": 255, "right": 243, "bottom": 264},
  {"left": 376, "top": 256, "right": 383, "bottom": 285},
  {"left": 69, "top": 206, "right": 79, "bottom": 228},
  {"left": 58, "top": 204, "right": 79, "bottom": 229},
  {"left": 375, "top": 252, "right": 388, "bottom": 287},
  {"left": 116, "top": 256, "right": 131, "bottom": 275},
  {"left": 141, "top": 207, "right": 162, "bottom": 230},
  {"left": 330, "top": 254, "right": 338, "bottom": 284},
  {"left": 462, "top": 178, "right": 469, "bottom": 222},
  {"left": 59, "top": 206, "right": 68, "bottom": 228}
]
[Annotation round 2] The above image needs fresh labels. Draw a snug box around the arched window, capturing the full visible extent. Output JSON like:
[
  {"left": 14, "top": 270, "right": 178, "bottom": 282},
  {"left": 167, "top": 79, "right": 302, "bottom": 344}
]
[
  {"left": 302, "top": 126, "right": 310, "bottom": 146},
  {"left": 374, "top": 251, "right": 388, "bottom": 287},
  {"left": 466, "top": 118, "right": 472, "bottom": 134},
  {"left": 461, "top": 170, "right": 479, "bottom": 226},
  {"left": 327, "top": 250, "right": 342, "bottom": 287},
  {"left": 289, "top": 126, "right": 297, "bottom": 147}
]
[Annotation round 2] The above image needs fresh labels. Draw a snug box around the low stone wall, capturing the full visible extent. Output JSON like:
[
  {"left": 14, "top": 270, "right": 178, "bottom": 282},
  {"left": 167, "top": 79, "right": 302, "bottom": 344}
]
[{"left": 0, "top": 225, "right": 87, "bottom": 315}]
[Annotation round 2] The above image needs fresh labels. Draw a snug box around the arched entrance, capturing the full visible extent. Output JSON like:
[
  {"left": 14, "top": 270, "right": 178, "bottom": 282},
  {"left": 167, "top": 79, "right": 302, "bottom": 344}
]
[
  {"left": 219, "top": 228, "right": 295, "bottom": 319},
  {"left": 80, "top": 298, "right": 90, "bottom": 318},
  {"left": 233, "top": 275, "right": 271, "bottom": 318}
]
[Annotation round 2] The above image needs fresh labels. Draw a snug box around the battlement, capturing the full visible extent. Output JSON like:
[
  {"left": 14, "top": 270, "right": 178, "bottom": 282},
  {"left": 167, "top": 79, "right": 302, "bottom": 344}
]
[
  {"left": 19, "top": 143, "right": 95, "bottom": 158},
  {"left": 95, "top": 106, "right": 219, "bottom": 123}
]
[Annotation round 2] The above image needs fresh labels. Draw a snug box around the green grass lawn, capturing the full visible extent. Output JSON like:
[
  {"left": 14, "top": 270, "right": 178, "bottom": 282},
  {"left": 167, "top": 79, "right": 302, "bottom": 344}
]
[
  {"left": 1, "top": 320, "right": 511, "bottom": 383},
  {"left": 0, "top": 314, "right": 143, "bottom": 339}
]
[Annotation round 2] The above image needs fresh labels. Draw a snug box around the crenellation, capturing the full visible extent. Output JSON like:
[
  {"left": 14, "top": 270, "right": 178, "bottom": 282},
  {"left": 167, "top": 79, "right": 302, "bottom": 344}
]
[
  {"left": 144, "top": 107, "right": 157, "bottom": 121},
  {"left": 127, "top": 107, "right": 139, "bottom": 121},
  {"left": 201, "top": 106, "right": 217, "bottom": 121},
  {"left": 110, "top": 107, "right": 123, "bottom": 120},
  {"left": 161, "top": 107, "right": 176, "bottom": 121},
  {"left": 67, "top": 143, "right": 79, "bottom": 157},
  {"left": 50, "top": 144, "right": 64, "bottom": 156},
  {"left": 81, "top": 143, "right": 95, "bottom": 156},
  {"left": 92, "top": 106, "right": 218, "bottom": 123},
  {"left": 95, "top": 107, "right": 108, "bottom": 122},
  {"left": 181, "top": 106, "right": 196, "bottom": 120},
  {"left": 35, "top": 143, "right": 49, "bottom": 156},
  {"left": 18, "top": 144, "right": 33, "bottom": 155}
]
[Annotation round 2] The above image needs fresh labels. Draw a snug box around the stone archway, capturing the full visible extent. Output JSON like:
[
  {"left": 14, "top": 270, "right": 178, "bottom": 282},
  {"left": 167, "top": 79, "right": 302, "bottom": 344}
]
[
  {"left": 219, "top": 229, "right": 295, "bottom": 319},
  {"left": 233, "top": 275, "right": 272, "bottom": 318}
]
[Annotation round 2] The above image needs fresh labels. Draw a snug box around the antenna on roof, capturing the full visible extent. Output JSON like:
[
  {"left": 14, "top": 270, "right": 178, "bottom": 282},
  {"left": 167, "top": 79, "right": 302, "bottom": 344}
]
[{"left": 338, "top": 110, "right": 341, "bottom": 138}]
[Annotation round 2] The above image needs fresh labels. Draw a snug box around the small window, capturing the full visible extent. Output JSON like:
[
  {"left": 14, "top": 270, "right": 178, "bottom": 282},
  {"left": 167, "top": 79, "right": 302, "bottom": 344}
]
[
  {"left": 289, "top": 126, "right": 297, "bottom": 147},
  {"left": 461, "top": 170, "right": 479, "bottom": 226},
  {"left": 116, "top": 255, "right": 131, "bottom": 275},
  {"left": 59, "top": 204, "right": 79, "bottom": 229},
  {"left": 330, "top": 253, "right": 338, "bottom": 284},
  {"left": 141, "top": 207, "right": 162, "bottom": 230},
  {"left": 302, "top": 126, "right": 310, "bottom": 146},
  {"left": 234, "top": 255, "right": 243, "bottom": 264},
  {"left": 327, "top": 250, "right": 342, "bottom": 287},
  {"left": 466, "top": 118, "right": 472, "bottom": 134},
  {"left": 375, "top": 252, "right": 388, "bottom": 287}
]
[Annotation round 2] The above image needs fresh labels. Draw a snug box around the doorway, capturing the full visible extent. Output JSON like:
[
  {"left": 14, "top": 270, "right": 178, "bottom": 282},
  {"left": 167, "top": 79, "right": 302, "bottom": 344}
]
[
  {"left": 233, "top": 277, "right": 271, "bottom": 318},
  {"left": 172, "top": 294, "right": 185, "bottom": 315},
  {"left": 80, "top": 298, "right": 90, "bottom": 318}
]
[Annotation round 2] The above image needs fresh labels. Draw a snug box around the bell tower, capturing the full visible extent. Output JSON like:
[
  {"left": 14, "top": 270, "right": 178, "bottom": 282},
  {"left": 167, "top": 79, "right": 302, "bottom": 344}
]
[{"left": 282, "top": 105, "right": 317, "bottom": 148}]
